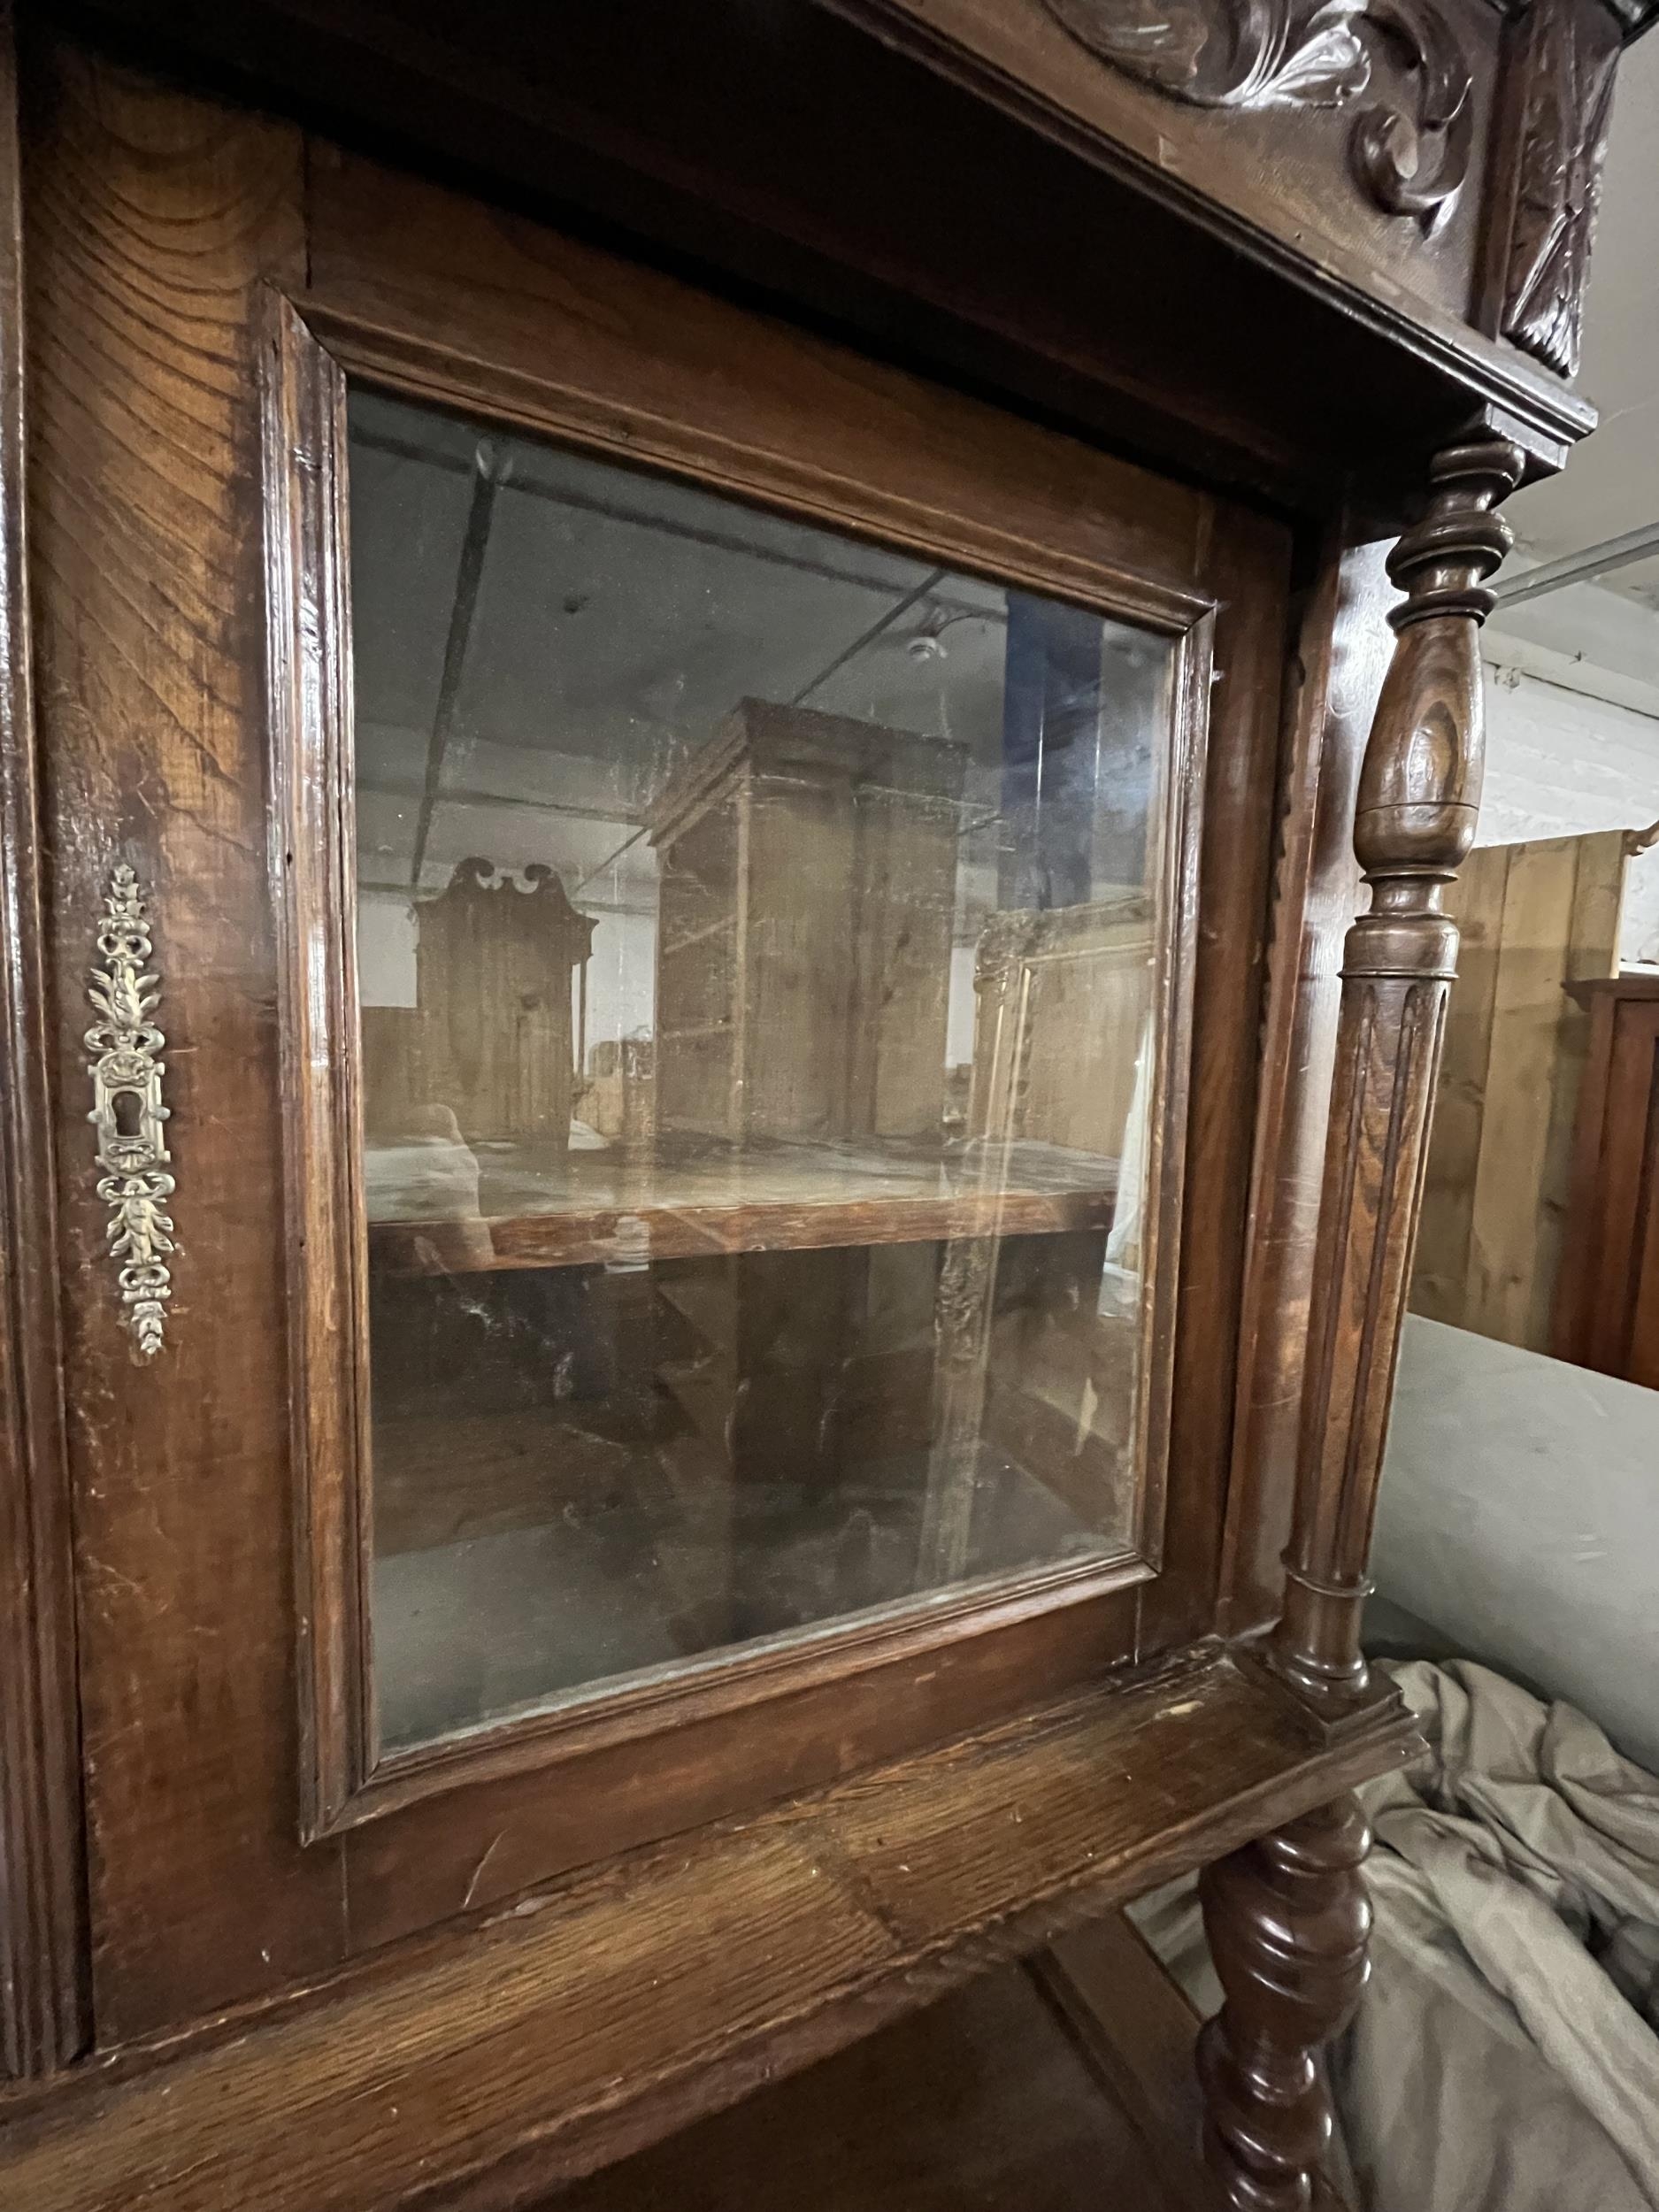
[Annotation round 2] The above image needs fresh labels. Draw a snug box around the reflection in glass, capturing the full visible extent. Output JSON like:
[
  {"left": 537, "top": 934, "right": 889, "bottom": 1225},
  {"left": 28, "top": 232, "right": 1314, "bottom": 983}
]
[{"left": 349, "top": 389, "right": 1177, "bottom": 1752}]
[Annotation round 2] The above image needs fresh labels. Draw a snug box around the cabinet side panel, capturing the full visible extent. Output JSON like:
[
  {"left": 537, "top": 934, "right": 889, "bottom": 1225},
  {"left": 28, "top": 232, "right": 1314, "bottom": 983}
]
[
  {"left": 1218, "top": 534, "right": 1391, "bottom": 1638},
  {"left": 0, "top": 3, "right": 88, "bottom": 2079},
  {"left": 26, "top": 38, "right": 345, "bottom": 2040},
  {"left": 1140, "top": 500, "right": 1293, "bottom": 1652}
]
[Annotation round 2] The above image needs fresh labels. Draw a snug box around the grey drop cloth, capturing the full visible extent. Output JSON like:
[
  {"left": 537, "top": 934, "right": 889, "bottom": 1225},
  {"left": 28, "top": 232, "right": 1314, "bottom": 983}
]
[{"left": 1131, "top": 1660, "right": 1659, "bottom": 2212}]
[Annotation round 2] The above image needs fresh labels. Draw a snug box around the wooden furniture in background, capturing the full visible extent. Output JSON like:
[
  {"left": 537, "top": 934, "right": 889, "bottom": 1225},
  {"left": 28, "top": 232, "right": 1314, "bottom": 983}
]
[
  {"left": 1553, "top": 972, "right": 1659, "bottom": 1387},
  {"left": 924, "top": 895, "right": 1157, "bottom": 1579},
  {"left": 416, "top": 858, "right": 595, "bottom": 1151},
  {"left": 0, "top": 1, "right": 1645, "bottom": 2208},
  {"left": 648, "top": 699, "right": 966, "bottom": 1145},
  {"left": 1411, "top": 826, "right": 1629, "bottom": 1349}
]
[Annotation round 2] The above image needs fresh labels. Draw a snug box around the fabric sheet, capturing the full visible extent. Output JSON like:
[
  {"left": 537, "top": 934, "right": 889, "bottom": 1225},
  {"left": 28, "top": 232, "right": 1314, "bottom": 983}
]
[{"left": 1131, "top": 1660, "right": 1659, "bottom": 2212}]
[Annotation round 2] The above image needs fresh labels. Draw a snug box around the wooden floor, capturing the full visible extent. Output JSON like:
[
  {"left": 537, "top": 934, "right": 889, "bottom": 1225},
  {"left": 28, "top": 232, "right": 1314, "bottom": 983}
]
[
  {"left": 549, "top": 1910, "right": 1237, "bottom": 2211},
  {"left": 555, "top": 1946, "right": 1206, "bottom": 2212}
]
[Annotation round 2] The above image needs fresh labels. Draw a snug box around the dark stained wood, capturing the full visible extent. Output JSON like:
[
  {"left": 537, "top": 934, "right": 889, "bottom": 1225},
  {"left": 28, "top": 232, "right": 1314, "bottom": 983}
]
[
  {"left": 1197, "top": 1794, "right": 1371, "bottom": 2211},
  {"left": 367, "top": 1140, "right": 1123, "bottom": 1277},
  {"left": 1496, "top": 0, "right": 1621, "bottom": 380},
  {"left": 0, "top": 0, "right": 88, "bottom": 2079},
  {"left": 555, "top": 1963, "right": 1197, "bottom": 2212},
  {"left": 67, "top": 0, "right": 1593, "bottom": 511},
  {"left": 0, "top": 1651, "right": 1415, "bottom": 2211},
  {"left": 1035, "top": 0, "right": 1478, "bottom": 232},
  {"left": 1270, "top": 436, "right": 1523, "bottom": 1719},
  {"left": 299, "top": 148, "right": 1210, "bottom": 612},
  {"left": 26, "top": 39, "right": 346, "bottom": 2040},
  {"left": 1551, "top": 975, "right": 1659, "bottom": 1385},
  {"left": 1038, "top": 1912, "right": 1222, "bottom": 2210},
  {"left": 264, "top": 291, "right": 370, "bottom": 1842},
  {"left": 1218, "top": 534, "right": 1388, "bottom": 1639},
  {"left": 816, "top": 0, "right": 1574, "bottom": 453},
  {"left": 336, "top": 1580, "right": 1142, "bottom": 1948},
  {"left": 1141, "top": 501, "right": 1288, "bottom": 1652}
]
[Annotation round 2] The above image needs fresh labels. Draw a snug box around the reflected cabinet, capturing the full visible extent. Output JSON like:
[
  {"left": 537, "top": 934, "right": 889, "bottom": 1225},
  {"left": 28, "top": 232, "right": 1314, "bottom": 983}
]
[{"left": 0, "top": 2, "right": 1637, "bottom": 2207}]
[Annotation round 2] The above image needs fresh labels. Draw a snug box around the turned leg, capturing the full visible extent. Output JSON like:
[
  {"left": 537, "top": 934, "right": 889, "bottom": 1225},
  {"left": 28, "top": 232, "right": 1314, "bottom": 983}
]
[{"left": 1195, "top": 1793, "right": 1371, "bottom": 2212}]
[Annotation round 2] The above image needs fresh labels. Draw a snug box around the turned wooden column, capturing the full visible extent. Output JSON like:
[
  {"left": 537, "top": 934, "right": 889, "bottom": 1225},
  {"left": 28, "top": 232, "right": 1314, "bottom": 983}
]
[
  {"left": 1270, "top": 436, "right": 1524, "bottom": 1716},
  {"left": 1198, "top": 1794, "right": 1372, "bottom": 2212}
]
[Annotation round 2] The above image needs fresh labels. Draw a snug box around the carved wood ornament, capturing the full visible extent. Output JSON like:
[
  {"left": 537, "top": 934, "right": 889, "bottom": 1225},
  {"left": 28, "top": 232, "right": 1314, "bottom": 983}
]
[
  {"left": 1040, "top": 0, "right": 1474, "bottom": 226},
  {"left": 1502, "top": 0, "right": 1619, "bottom": 378}
]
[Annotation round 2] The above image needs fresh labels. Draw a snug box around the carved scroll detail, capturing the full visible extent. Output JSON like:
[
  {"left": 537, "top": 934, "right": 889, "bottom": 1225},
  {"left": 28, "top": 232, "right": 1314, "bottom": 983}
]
[
  {"left": 1502, "top": 0, "right": 1619, "bottom": 380},
  {"left": 1271, "top": 438, "right": 1523, "bottom": 1715},
  {"left": 1198, "top": 1794, "right": 1373, "bottom": 2210},
  {"left": 86, "top": 865, "right": 174, "bottom": 1358},
  {"left": 1039, "top": 0, "right": 1473, "bottom": 226}
]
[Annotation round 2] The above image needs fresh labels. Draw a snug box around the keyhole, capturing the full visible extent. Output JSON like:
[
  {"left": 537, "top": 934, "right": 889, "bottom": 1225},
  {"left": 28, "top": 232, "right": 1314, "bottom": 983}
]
[{"left": 111, "top": 1090, "right": 144, "bottom": 1139}]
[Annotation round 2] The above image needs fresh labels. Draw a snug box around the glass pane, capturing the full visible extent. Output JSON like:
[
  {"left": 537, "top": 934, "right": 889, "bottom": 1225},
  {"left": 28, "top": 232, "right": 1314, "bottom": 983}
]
[{"left": 349, "top": 388, "right": 1179, "bottom": 1753}]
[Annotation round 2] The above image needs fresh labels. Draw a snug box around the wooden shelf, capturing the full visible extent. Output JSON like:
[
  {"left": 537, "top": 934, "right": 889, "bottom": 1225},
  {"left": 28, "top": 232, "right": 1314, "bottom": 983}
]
[
  {"left": 366, "top": 1135, "right": 1120, "bottom": 1275},
  {"left": 0, "top": 1647, "right": 1412, "bottom": 2212}
]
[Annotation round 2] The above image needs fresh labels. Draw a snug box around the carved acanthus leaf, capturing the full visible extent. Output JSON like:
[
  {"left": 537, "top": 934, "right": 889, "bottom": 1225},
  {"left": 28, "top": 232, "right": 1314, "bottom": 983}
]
[
  {"left": 1041, "top": 0, "right": 1370, "bottom": 106},
  {"left": 1040, "top": 0, "right": 1473, "bottom": 227},
  {"left": 1502, "top": 0, "right": 1619, "bottom": 379}
]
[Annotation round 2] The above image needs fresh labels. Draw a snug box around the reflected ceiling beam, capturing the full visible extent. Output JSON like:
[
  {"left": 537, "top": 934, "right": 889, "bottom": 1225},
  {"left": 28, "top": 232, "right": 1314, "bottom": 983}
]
[
  {"left": 789, "top": 570, "right": 947, "bottom": 706},
  {"left": 410, "top": 445, "right": 506, "bottom": 888},
  {"left": 1494, "top": 518, "right": 1659, "bottom": 608}
]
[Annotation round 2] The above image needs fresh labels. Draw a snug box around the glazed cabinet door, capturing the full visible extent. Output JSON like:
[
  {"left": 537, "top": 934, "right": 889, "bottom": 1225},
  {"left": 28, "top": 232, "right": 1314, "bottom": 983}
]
[{"left": 22, "top": 35, "right": 1290, "bottom": 2043}]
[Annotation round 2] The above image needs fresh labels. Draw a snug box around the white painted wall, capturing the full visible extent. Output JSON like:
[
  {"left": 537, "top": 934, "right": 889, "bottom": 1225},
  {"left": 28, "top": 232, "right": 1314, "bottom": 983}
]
[
  {"left": 1480, "top": 586, "right": 1659, "bottom": 965},
  {"left": 358, "top": 889, "right": 418, "bottom": 1007}
]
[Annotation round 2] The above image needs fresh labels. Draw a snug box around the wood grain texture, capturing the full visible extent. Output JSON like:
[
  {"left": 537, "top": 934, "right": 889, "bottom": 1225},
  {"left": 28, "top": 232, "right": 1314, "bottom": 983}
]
[
  {"left": 264, "top": 291, "right": 371, "bottom": 1840},
  {"left": 25, "top": 40, "right": 346, "bottom": 2039},
  {"left": 814, "top": 0, "right": 1567, "bottom": 419},
  {"left": 1409, "top": 828, "right": 1625, "bottom": 1349},
  {"left": 0, "top": 1651, "right": 1416, "bottom": 2212},
  {"left": 1198, "top": 1794, "right": 1371, "bottom": 2212},
  {"left": 302, "top": 144, "right": 1209, "bottom": 621},
  {"left": 1141, "top": 502, "right": 1289, "bottom": 1653},
  {"left": 1499, "top": 0, "right": 1620, "bottom": 380},
  {"left": 1552, "top": 976, "right": 1659, "bottom": 1384},
  {"left": 1038, "top": 1912, "right": 1223, "bottom": 2210},
  {"left": 1038, "top": 0, "right": 1477, "bottom": 229},
  {"left": 368, "top": 1149, "right": 1121, "bottom": 1276},
  {"left": 1218, "top": 533, "right": 1389, "bottom": 1640},
  {"left": 1271, "top": 436, "right": 1522, "bottom": 1717},
  {"left": 0, "top": 1, "right": 88, "bottom": 2079},
  {"left": 557, "top": 1965, "right": 1194, "bottom": 2212}
]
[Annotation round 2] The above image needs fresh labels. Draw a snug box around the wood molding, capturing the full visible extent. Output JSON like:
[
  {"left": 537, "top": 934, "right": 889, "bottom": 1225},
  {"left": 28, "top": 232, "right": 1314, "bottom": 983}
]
[
  {"left": 1219, "top": 531, "right": 1390, "bottom": 1639},
  {"left": 1271, "top": 434, "right": 1523, "bottom": 1717},
  {"left": 263, "top": 292, "right": 370, "bottom": 1840},
  {"left": 1500, "top": 0, "right": 1619, "bottom": 379},
  {"left": 0, "top": 1, "right": 90, "bottom": 2079}
]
